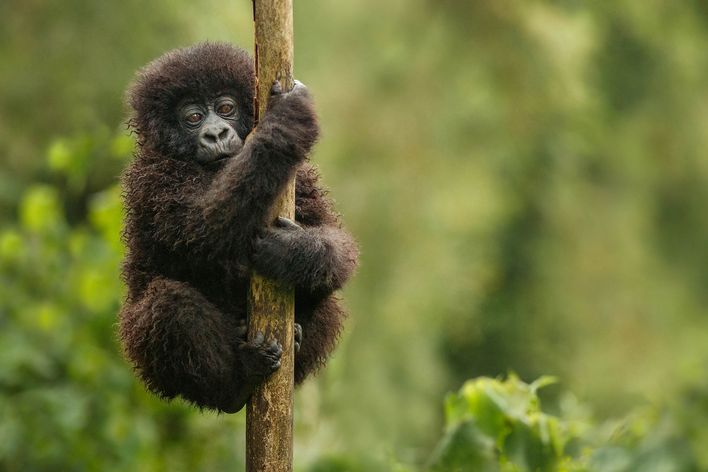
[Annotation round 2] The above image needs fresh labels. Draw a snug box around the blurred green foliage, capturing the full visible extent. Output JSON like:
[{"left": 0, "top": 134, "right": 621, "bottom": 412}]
[
  {"left": 0, "top": 135, "right": 251, "bottom": 471},
  {"left": 1, "top": 0, "right": 708, "bottom": 470},
  {"left": 427, "top": 376, "right": 706, "bottom": 471}
]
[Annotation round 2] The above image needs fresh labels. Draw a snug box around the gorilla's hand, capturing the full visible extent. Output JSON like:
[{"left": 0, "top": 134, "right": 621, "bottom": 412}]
[
  {"left": 251, "top": 217, "right": 323, "bottom": 286},
  {"left": 294, "top": 322, "right": 302, "bottom": 353},
  {"left": 235, "top": 318, "right": 301, "bottom": 353},
  {"left": 262, "top": 80, "right": 319, "bottom": 159},
  {"left": 267, "top": 80, "right": 309, "bottom": 111},
  {"left": 238, "top": 331, "right": 282, "bottom": 381}
]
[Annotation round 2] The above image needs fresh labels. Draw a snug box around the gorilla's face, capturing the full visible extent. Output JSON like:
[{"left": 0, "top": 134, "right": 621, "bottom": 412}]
[
  {"left": 127, "top": 42, "right": 256, "bottom": 164},
  {"left": 179, "top": 94, "right": 245, "bottom": 164}
]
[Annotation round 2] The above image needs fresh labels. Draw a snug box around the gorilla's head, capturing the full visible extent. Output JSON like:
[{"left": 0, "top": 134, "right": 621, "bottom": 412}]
[{"left": 127, "top": 42, "right": 255, "bottom": 164}]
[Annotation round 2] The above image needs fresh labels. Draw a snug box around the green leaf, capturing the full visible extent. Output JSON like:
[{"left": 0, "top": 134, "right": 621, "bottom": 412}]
[
  {"left": 0, "top": 229, "right": 23, "bottom": 262},
  {"left": 19, "top": 185, "right": 65, "bottom": 234},
  {"left": 428, "top": 420, "right": 500, "bottom": 472},
  {"left": 47, "top": 140, "right": 72, "bottom": 171},
  {"left": 503, "top": 421, "right": 557, "bottom": 472}
]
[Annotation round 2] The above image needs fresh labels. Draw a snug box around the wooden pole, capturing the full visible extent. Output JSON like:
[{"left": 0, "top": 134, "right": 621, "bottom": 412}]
[{"left": 247, "top": 1, "right": 295, "bottom": 471}]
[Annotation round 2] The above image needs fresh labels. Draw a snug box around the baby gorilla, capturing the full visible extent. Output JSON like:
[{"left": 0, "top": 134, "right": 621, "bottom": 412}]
[{"left": 119, "top": 42, "right": 358, "bottom": 413}]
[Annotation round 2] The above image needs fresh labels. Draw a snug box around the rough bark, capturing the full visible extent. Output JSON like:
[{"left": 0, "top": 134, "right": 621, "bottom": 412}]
[{"left": 246, "top": 1, "right": 295, "bottom": 471}]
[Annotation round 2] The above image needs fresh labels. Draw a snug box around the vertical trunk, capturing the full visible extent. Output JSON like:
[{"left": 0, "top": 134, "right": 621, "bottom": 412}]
[{"left": 246, "top": 1, "right": 295, "bottom": 472}]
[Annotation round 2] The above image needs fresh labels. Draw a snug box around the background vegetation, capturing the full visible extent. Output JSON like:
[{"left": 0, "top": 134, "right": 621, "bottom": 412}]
[{"left": 1, "top": 0, "right": 708, "bottom": 470}]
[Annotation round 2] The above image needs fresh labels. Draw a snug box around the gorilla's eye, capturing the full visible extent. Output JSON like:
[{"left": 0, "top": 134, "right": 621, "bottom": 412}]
[
  {"left": 217, "top": 103, "right": 235, "bottom": 115},
  {"left": 186, "top": 112, "right": 204, "bottom": 124}
]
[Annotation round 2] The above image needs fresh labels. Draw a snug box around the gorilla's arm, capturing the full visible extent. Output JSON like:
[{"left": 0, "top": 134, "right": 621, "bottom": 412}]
[
  {"left": 200, "top": 82, "right": 318, "bottom": 253},
  {"left": 252, "top": 217, "right": 358, "bottom": 296},
  {"left": 251, "top": 164, "right": 359, "bottom": 296},
  {"left": 125, "top": 83, "right": 318, "bottom": 262}
]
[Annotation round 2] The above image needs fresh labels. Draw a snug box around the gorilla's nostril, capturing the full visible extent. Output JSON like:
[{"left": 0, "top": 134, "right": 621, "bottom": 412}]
[
  {"left": 218, "top": 128, "right": 230, "bottom": 140},
  {"left": 202, "top": 133, "right": 217, "bottom": 144}
]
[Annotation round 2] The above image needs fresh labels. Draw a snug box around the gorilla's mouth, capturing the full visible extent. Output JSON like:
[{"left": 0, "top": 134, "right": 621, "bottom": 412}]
[
  {"left": 207, "top": 142, "right": 243, "bottom": 163},
  {"left": 198, "top": 136, "right": 244, "bottom": 166},
  {"left": 200, "top": 152, "right": 234, "bottom": 167}
]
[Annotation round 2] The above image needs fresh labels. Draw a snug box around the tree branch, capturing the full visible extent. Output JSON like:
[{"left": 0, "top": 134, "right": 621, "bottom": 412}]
[{"left": 246, "top": 1, "right": 295, "bottom": 471}]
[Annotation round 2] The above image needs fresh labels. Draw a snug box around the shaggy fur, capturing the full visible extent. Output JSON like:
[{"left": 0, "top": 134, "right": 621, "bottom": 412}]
[{"left": 119, "top": 42, "right": 359, "bottom": 413}]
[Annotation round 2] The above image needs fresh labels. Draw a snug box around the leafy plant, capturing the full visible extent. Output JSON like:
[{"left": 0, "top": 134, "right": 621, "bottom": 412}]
[{"left": 426, "top": 376, "right": 703, "bottom": 472}]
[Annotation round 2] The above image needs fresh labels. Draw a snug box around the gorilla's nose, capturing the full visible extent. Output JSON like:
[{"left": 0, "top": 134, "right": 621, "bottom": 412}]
[{"left": 200, "top": 123, "right": 234, "bottom": 147}]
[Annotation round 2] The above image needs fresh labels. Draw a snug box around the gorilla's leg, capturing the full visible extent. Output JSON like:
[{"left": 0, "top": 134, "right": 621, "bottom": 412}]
[
  {"left": 294, "top": 296, "right": 347, "bottom": 384},
  {"left": 119, "top": 277, "right": 281, "bottom": 413}
]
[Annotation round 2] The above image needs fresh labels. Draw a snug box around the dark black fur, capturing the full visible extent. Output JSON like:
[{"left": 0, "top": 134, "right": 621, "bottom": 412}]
[{"left": 119, "top": 43, "right": 358, "bottom": 413}]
